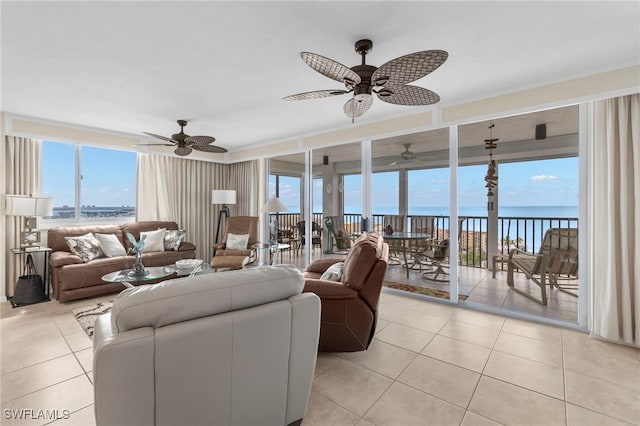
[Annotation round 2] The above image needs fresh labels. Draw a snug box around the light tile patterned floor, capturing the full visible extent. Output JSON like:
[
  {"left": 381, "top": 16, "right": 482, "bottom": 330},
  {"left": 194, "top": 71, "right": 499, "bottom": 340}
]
[{"left": 1, "top": 285, "right": 638, "bottom": 425}]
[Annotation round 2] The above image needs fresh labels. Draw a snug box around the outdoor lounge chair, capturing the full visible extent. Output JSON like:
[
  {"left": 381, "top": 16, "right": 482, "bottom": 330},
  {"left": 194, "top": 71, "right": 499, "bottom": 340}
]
[{"left": 506, "top": 228, "right": 578, "bottom": 305}]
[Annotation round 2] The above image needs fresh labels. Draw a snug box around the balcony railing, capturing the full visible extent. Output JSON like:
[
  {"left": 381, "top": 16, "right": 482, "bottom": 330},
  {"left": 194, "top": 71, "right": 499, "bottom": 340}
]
[{"left": 269, "top": 212, "right": 578, "bottom": 271}]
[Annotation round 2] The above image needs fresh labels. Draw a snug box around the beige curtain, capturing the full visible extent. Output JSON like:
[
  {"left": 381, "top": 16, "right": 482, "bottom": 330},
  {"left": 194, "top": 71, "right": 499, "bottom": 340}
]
[
  {"left": 227, "top": 161, "right": 259, "bottom": 216},
  {"left": 591, "top": 93, "right": 640, "bottom": 346},
  {"left": 4, "top": 136, "right": 41, "bottom": 297},
  {"left": 136, "top": 155, "right": 259, "bottom": 261}
]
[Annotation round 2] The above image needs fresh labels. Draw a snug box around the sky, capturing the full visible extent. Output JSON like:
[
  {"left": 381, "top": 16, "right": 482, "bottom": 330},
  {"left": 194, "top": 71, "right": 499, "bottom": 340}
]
[
  {"left": 42, "top": 141, "right": 136, "bottom": 207},
  {"left": 273, "top": 157, "right": 578, "bottom": 215},
  {"left": 44, "top": 139, "right": 577, "bottom": 214}
]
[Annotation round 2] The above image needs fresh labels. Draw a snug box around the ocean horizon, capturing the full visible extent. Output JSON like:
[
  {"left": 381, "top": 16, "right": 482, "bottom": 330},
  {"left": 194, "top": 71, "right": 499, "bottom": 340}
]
[{"left": 348, "top": 205, "right": 579, "bottom": 219}]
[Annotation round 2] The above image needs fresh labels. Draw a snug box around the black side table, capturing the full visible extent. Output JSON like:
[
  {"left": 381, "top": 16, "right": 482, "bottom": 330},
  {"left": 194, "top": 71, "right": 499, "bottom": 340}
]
[{"left": 10, "top": 246, "right": 52, "bottom": 307}]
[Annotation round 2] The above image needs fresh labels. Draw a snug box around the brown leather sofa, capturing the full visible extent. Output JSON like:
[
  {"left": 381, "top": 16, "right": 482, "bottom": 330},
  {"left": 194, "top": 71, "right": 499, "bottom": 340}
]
[
  {"left": 303, "top": 232, "right": 389, "bottom": 352},
  {"left": 48, "top": 221, "right": 196, "bottom": 302}
]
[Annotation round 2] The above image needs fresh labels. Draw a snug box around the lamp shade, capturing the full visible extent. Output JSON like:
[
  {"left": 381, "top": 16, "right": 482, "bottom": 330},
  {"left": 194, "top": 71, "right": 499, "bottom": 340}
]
[
  {"left": 5, "top": 195, "right": 53, "bottom": 217},
  {"left": 211, "top": 190, "right": 237, "bottom": 205},
  {"left": 260, "top": 197, "right": 288, "bottom": 213}
]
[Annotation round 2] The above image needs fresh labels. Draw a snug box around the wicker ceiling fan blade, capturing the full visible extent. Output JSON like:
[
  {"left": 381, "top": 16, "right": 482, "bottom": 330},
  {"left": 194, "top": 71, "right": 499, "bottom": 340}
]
[
  {"left": 133, "top": 143, "right": 176, "bottom": 147},
  {"left": 372, "top": 50, "right": 448, "bottom": 86},
  {"left": 192, "top": 144, "right": 228, "bottom": 153},
  {"left": 185, "top": 135, "right": 216, "bottom": 146},
  {"left": 300, "top": 52, "right": 361, "bottom": 85},
  {"left": 142, "top": 132, "right": 178, "bottom": 144},
  {"left": 174, "top": 146, "right": 193, "bottom": 156},
  {"left": 377, "top": 84, "right": 440, "bottom": 106},
  {"left": 343, "top": 96, "right": 373, "bottom": 119},
  {"left": 283, "top": 89, "right": 349, "bottom": 101}
]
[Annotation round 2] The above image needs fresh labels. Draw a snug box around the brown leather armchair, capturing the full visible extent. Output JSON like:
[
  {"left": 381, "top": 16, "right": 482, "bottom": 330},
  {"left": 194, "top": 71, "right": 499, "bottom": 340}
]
[
  {"left": 302, "top": 232, "right": 389, "bottom": 352},
  {"left": 211, "top": 216, "right": 259, "bottom": 267}
]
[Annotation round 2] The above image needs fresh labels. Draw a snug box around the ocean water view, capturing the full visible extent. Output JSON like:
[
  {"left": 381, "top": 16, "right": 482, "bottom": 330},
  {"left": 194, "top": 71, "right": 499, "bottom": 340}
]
[{"left": 347, "top": 205, "right": 578, "bottom": 219}]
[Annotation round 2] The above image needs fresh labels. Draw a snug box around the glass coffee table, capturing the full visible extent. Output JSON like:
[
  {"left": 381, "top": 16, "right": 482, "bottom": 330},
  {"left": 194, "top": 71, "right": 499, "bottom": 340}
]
[{"left": 102, "top": 264, "right": 212, "bottom": 288}]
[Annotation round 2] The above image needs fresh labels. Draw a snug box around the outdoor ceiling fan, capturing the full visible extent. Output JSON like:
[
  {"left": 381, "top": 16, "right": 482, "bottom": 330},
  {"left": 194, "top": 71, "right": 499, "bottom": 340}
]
[
  {"left": 389, "top": 143, "right": 434, "bottom": 166},
  {"left": 139, "top": 120, "right": 227, "bottom": 157},
  {"left": 283, "top": 39, "right": 448, "bottom": 121}
]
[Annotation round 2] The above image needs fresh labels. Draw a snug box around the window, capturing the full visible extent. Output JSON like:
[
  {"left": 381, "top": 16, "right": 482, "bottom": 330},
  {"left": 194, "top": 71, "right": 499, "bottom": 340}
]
[
  {"left": 269, "top": 174, "right": 301, "bottom": 212},
  {"left": 371, "top": 171, "right": 399, "bottom": 214},
  {"left": 42, "top": 141, "right": 136, "bottom": 222},
  {"left": 407, "top": 167, "right": 450, "bottom": 216},
  {"left": 313, "top": 177, "right": 323, "bottom": 214},
  {"left": 342, "top": 174, "right": 362, "bottom": 214}
]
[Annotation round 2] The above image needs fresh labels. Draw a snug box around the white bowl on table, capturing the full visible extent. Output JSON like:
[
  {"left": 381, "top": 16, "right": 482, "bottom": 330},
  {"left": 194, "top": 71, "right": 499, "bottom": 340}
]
[{"left": 175, "top": 259, "right": 203, "bottom": 271}]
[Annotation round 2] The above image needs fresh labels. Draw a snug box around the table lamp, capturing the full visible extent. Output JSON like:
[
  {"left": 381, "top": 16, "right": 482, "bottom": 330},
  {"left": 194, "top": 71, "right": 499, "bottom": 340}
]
[
  {"left": 260, "top": 197, "right": 288, "bottom": 245},
  {"left": 5, "top": 194, "right": 54, "bottom": 247}
]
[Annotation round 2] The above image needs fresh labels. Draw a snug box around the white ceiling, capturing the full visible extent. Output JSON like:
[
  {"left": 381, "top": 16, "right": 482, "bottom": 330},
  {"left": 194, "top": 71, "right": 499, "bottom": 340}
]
[{"left": 2, "top": 1, "right": 638, "bottom": 153}]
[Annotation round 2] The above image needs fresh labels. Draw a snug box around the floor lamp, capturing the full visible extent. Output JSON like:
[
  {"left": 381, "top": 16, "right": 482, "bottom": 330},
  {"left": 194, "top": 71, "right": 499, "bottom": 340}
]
[{"left": 212, "top": 190, "right": 237, "bottom": 244}]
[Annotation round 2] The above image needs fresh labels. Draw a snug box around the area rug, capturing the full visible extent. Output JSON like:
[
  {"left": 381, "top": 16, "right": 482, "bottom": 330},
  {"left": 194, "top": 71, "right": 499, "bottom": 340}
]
[
  {"left": 384, "top": 281, "right": 468, "bottom": 301},
  {"left": 72, "top": 301, "right": 113, "bottom": 339}
]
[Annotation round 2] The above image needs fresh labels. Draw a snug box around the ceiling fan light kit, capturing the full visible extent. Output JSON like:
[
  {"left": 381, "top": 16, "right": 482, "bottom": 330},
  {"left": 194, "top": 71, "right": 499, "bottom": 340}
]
[
  {"left": 283, "top": 39, "right": 448, "bottom": 121},
  {"left": 140, "top": 120, "right": 227, "bottom": 157}
]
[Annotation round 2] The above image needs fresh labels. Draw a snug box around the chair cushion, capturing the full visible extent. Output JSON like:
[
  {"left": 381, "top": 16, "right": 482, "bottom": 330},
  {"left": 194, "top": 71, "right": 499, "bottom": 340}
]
[
  {"left": 164, "top": 230, "right": 186, "bottom": 251},
  {"left": 141, "top": 229, "right": 166, "bottom": 253},
  {"left": 95, "top": 233, "right": 127, "bottom": 257},
  {"left": 226, "top": 233, "right": 249, "bottom": 250},
  {"left": 110, "top": 265, "right": 304, "bottom": 333},
  {"left": 64, "top": 233, "right": 104, "bottom": 262},
  {"left": 320, "top": 262, "right": 344, "bottom": 281}
]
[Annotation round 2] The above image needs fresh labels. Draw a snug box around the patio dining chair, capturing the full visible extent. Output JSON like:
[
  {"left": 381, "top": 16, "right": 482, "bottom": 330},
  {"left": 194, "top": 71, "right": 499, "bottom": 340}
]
[
  {"left": 296, "top": 220, "right": 323, "bottom": 254},
  {"left": 420, "top": 219, "right": 463, "bottom": 282},
  {"left": 507, "top": 228, "right": 578, "bottom": 305},
  {"left": 383, "top": 215, "right": 406, "bottom": 266}
]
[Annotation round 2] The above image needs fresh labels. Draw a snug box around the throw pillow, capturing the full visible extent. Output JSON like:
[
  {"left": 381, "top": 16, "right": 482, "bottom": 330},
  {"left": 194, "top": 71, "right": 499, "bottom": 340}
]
[
  {"left": 94, "top": 233, "right": 126, "bottom": 257},
  {"left": 226, "top": 233, "right": 249, "bottom": 250},
  {"left": 164, "top": 229, "right": 186, "bottom": 251},
  {"left": 140, "top": 228, "right": 166, "bottom": 253},
  {"left": 320, "top": 262, "right": 344, "bottom": 282},
  {"left": 65, "top": 233, "right": 104, "bottom": 262}
]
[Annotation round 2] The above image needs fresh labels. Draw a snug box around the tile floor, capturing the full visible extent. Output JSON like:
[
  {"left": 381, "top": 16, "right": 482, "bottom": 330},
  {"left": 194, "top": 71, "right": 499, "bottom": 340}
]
[
  {"left": 1, "top": 288, "right": 639, "bottom": 426},
  {"left": 302, "top": 249, "right": 579, "bottom": 324}
]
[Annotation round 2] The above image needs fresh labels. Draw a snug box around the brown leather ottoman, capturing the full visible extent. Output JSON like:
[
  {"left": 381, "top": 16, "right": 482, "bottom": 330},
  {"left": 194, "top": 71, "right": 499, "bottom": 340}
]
[{"left": 210, "top": 255, "right": 249, "bottom": 271}]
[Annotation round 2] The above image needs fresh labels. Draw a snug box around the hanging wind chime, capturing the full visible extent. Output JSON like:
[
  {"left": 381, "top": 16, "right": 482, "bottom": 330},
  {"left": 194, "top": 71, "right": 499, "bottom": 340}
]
[{"left": 484, "top": 122, "right": 499, "bottom": 211}]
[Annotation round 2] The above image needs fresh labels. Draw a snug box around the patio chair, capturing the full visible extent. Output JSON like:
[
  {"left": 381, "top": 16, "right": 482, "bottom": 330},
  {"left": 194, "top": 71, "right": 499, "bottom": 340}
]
[
  {"left": 383, "top": 214, "right": 406, "bottom": 266},
  {"left": 507, "top": 228, "right": 578, "bottom": 305},
  {"left": 421, "top": 219, "right": 463, "bottom": 282},
  {"left": 296, "top": 220, "right": 323, "bottom": 254}
]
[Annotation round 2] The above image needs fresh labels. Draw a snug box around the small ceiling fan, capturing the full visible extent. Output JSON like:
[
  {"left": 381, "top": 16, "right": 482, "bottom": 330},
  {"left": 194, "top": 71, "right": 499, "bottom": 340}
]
[
  {"left": 139, "top": 120, "right": 227, "bottom": 156},
  {"left": 283, "top": 39, "right": 448, "bottom": 121},
  {"left": 389, "top": 144, "right": 434, "bottom": 166}
]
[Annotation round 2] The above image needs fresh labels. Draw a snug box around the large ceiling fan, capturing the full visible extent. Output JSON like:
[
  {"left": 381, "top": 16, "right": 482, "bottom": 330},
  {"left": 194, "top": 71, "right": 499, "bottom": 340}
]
[
  {"left": 140, "top": 120, "right": 227, "bottom": 156},
  {"left": 283, "top": 39, "right": 448, "bottom": 121},
  {"left": 389, "top": 144, "right": 434, "bottom": 166}
]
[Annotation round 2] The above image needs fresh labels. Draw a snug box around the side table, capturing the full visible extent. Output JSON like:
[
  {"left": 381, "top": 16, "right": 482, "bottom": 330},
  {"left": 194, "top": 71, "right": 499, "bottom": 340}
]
[{"left": 10, "top": 246, "right": 52, "bottom": 307}]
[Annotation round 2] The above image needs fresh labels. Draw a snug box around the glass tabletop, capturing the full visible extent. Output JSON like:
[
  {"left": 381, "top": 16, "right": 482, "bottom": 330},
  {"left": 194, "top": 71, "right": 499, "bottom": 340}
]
[
  {"left": 102, "top": 263, "right": 212, "bottom": 284},
  {"left": 102, "top": 266, "right": 177, "bottom": 283}
]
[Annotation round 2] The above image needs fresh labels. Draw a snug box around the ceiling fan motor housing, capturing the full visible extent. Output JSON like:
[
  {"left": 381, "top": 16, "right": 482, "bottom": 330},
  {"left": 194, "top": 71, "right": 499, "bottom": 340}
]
[{"left": 350, "top": 64, "right": 376, "bottom": 98}]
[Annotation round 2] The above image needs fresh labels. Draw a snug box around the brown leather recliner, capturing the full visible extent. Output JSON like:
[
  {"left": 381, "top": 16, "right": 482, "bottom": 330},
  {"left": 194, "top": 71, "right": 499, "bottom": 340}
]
[
  {"left": 302, "top": 232, "right": 389, "bottom": 352},
  {"left": 211, "top": 216, "right": 259, "bottom": 265}
]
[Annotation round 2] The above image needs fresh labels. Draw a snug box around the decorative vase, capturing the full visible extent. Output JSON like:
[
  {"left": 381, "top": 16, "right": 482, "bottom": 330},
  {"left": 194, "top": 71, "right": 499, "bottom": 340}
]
[
  {"left": 129, "top": 251, "right": 148, "bottom": 277},
  {"left": 384, "top": 224, "right": 394, "bottom": 235}
]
